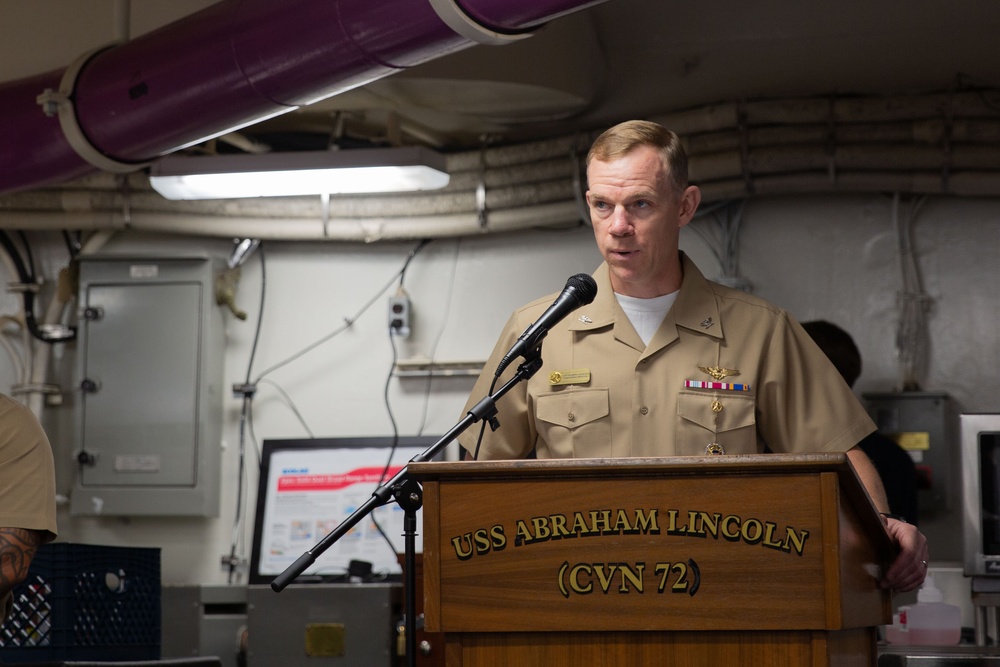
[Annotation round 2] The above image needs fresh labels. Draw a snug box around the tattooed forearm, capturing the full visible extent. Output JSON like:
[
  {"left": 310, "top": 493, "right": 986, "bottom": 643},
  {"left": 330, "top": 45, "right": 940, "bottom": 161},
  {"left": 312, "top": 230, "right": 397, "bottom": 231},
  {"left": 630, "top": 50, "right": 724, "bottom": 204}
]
[{"left": 0, "top": 527, "right": 42, "bottom": 595}]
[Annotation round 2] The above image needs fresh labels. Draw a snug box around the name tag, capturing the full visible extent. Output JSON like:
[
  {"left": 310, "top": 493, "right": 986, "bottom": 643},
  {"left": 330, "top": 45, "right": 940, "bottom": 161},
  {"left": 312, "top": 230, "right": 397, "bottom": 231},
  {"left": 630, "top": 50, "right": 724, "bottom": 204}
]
[{"left": 549, "top": 369, "right": 591, "bottom": 386}]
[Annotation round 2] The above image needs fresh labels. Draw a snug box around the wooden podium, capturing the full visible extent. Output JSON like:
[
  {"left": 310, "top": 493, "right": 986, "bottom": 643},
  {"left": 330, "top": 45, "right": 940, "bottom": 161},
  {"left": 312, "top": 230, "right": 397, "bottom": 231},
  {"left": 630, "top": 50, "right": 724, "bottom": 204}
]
[{"left": 408, "top": 453, "right": 895, "bottom": 666}]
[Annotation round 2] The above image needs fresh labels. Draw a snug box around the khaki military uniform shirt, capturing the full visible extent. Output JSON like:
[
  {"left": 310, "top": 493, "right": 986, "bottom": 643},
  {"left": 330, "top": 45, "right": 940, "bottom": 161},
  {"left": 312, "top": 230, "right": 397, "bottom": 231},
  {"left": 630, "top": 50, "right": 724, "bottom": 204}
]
[
  {"left": 0, "top": 394, "right": 58, "bottom": 619},
  {"left": 458, "top": 254, "right": 876, "bottom": 460}
]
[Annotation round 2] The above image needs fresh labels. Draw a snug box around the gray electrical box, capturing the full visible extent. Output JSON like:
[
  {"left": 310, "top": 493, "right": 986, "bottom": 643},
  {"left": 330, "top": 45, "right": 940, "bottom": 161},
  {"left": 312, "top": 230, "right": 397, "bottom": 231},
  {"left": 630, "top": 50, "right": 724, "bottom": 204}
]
[
  {"left": 71, "top": 255, "right": 224, "bottom": 517},
  {"left": 863, "top": 390, "right": 952, "bottom": 513},
  {"left": 162, "top": 584, "right": 248, "bottom": 667},
  {"left": 246, "top": 584, "right": 400, "bottom": 666}
]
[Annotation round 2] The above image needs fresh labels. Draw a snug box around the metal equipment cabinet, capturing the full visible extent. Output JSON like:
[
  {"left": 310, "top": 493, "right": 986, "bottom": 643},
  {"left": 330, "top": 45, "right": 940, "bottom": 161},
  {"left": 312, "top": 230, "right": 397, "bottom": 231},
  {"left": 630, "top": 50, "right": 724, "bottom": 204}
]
[{"left": 71, "top": 255, "right": 224, "bottom": 517}]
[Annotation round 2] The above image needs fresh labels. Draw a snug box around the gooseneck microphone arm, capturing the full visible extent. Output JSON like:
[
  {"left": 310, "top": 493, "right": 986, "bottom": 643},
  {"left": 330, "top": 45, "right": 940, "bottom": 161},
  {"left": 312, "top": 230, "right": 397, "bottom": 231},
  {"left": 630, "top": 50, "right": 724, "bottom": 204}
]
[{"left": 270, "top": 354, "right": 544, "bottom": 667}]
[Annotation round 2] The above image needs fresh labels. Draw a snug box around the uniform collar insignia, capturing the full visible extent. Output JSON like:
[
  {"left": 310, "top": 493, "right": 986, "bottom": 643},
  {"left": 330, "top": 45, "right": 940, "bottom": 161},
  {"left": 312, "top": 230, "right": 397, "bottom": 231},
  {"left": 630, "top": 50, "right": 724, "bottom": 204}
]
[
  {"left": 701, "top": 317, "right": 714, "bottom": 329},
  {"left": 699, "top": 366, "right": 741, "bottom": 381},
  {"left": 579, "top": 315, "right": 593, "bottom": 324}
]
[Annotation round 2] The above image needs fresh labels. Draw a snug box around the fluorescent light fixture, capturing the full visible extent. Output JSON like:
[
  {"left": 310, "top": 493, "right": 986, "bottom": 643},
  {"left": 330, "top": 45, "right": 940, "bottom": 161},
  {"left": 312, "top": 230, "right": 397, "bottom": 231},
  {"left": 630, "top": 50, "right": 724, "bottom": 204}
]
[{"left": 149, "top": 146, "right": 450, "bottom": 200}]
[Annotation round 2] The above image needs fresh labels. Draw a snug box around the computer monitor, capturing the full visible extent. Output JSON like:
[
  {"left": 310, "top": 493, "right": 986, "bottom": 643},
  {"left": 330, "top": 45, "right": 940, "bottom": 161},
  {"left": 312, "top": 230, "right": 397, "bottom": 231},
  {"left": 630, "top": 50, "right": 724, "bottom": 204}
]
[{"left": 248, "top": 435, "right": 441, "bottom": 585}]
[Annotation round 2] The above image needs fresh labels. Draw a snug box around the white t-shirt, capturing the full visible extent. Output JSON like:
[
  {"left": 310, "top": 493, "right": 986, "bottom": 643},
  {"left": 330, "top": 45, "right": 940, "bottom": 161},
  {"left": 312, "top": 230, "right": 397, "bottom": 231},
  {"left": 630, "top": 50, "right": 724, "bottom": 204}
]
[{"left": 616, "top": 291, "right": 679, "bottom": 346}]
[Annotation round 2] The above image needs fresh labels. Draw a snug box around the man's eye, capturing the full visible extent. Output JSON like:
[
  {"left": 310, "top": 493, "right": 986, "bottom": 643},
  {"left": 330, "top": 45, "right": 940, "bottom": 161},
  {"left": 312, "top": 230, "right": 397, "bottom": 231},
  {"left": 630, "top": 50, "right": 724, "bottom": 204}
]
[{"left": 634, "top": 200, "right": 650, "bottom": 209}]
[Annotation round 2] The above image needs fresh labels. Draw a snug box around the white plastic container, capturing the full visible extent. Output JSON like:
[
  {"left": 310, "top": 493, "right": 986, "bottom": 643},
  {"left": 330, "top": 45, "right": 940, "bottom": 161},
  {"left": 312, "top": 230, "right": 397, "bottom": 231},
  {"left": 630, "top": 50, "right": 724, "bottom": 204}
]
[
  {"left": 906, "top": 573, "right": 962, "bottom": 645},
  {"left": 884, "top": 606, "right": 909, "bottom": 645}
]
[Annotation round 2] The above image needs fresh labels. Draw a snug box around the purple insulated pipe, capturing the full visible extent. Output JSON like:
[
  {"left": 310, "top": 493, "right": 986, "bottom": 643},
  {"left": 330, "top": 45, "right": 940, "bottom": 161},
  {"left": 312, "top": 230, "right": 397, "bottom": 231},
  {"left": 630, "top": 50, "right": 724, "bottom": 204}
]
[{"left": 0, "top": 0, "right": 606, "bottom": 195}]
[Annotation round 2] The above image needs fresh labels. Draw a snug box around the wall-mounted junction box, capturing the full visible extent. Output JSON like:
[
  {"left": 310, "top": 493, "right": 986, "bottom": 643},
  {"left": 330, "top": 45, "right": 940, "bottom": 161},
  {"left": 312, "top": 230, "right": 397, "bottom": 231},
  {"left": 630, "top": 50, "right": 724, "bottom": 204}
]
[{"left": 70, "top": 255, "right": 224, "bottom": 517}]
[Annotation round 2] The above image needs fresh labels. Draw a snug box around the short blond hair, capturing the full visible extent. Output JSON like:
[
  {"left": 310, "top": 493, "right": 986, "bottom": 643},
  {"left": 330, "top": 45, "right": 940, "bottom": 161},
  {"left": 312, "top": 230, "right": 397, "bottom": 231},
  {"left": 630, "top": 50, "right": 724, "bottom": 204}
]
[{"left": 587, "top": 120, "right": 688, "bottom": 194}]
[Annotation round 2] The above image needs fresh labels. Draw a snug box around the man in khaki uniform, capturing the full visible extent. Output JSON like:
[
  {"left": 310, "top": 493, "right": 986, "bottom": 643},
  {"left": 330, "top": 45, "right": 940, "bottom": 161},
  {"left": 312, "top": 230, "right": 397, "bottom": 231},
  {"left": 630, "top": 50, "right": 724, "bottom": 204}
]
[
  {"left": 0, "top": 394, "right": 58, "bottom": 620},
  {"left": 457, "top": 119, "right": 928, "bottom": 592}
]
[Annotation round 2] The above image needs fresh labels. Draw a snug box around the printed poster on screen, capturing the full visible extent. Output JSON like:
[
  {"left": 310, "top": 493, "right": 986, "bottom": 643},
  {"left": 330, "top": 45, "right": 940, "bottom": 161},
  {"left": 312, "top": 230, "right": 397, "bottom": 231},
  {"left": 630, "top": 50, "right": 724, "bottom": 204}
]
[{"left": 258, "top": 446, "right": 422, "bottom": 578}]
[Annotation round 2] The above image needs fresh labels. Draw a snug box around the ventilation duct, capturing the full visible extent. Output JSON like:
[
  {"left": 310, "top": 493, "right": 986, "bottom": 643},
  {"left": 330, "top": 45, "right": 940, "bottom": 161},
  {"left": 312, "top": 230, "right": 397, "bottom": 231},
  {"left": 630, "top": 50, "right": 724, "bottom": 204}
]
[{"left": 0, "top": 0, "right": 606, "bottom": 196}]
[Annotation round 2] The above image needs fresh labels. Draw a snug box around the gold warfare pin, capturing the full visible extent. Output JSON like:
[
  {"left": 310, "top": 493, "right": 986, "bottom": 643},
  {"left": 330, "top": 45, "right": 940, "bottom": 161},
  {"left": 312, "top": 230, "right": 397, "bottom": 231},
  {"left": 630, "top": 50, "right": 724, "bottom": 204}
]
[{"left": 699, "top": 366, "right": 741, "bottom": 381}]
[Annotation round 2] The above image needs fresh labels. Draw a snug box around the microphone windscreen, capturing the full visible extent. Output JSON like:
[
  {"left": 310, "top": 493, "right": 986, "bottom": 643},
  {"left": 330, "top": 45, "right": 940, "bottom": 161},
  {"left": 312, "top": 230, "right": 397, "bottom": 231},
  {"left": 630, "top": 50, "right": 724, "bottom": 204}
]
[{"left": 566, "top": 273, "right": 598, "bottom": 305}]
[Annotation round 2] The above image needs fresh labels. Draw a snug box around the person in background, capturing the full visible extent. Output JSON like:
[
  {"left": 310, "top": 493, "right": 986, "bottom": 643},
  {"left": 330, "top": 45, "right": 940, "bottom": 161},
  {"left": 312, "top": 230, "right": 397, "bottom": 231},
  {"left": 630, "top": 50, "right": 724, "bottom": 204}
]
[
  {"left": 458, "top": 119, "right": 928, "bottom": 592},
  {"left": 0, "top": 393, "right": 58, "bottom": 620},
  {"left": 802, "top": 319, "right": 920, "bottom": 526}
]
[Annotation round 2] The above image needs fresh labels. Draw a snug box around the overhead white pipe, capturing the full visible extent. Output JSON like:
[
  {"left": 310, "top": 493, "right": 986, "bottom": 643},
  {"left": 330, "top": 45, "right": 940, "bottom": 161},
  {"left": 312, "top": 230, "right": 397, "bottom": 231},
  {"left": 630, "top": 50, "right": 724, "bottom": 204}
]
[
  {"left": 2, "top": 89, "right": 999, "bottom": 241},
  {"left": 0, "top": 200, "right": 581, "bottom": 240}
]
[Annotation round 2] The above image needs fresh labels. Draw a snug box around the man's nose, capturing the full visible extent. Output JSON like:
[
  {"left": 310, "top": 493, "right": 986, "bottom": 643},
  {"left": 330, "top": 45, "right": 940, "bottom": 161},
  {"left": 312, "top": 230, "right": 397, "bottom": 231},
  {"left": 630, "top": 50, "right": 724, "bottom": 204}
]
[{"left": 608, "top": 207, "right": 633, "bottom": 235}]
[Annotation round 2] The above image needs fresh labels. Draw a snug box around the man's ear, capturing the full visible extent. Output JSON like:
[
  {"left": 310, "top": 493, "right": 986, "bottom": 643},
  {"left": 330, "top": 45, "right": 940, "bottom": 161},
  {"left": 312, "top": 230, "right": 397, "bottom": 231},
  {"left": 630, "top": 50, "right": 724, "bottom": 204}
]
[{"left": 677, "top": 185, "right": 702, "bottom": 228}]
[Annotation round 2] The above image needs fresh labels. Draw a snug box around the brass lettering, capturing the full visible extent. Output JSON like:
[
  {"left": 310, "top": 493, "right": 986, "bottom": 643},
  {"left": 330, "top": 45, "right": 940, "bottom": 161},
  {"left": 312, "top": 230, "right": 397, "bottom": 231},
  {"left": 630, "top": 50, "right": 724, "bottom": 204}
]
[
  {"left": 451, "top": 534, "right": 474, "bottom": 561},
  {"left": 634, "top": 508, "right": 660, "bottom": 534},
  {"left": 783, "top": 527, "right": 809, "bottom": 556},
  {"left": 550, "top": 514, "right": 571, "bottom": 539},
  {"left": 571, "top": 512, "right": 590, "bottom": 535},
  {"left": 473, "top": 528, "right": 492, "bottom": 554},
  {"left": 531, "top": 516, "right": 552, "bottom": 542},
  {"left": 698, "top": 512, "right": 721, "bottom": 538},
  {"left": 459, "top": 508, "right": 807, "bottom": 561},
  {"left": 514, "top": 519, "right": 533, "bottom": 546},
  {"left": 666, "top": 509, "right": 687, "bottom": 535},
  {"left": 685, "top": 510, "right": 706, "bottom": 536},
  {"left": 762, "top": 522, "right": 785, "bottom": 551},
  {"left": 612, "top": 510, "right": 633, "bottom": 533},
  {"left": 589, "top": 510, "right": 613, "bottom": 535},
  {"left": 569, "top": 564, "right": 593, "bottom": 594},
  {"left": 593, "top": 563, "right": 618, "bottom": 592},
  {"left": 741, "top": 518, "right": 764, "bottom": 544},
  {"left": 620, "top": 562, "right": 644, "bottom": 592},
  {"left": 721, "top": 515, "right": 741, "bottom": 541},
  {"left": 490, "top": 524, "right": 507, "bottom": 551},
  {"left": 571, "top": 562, "right": 646, "bottom": 594}
]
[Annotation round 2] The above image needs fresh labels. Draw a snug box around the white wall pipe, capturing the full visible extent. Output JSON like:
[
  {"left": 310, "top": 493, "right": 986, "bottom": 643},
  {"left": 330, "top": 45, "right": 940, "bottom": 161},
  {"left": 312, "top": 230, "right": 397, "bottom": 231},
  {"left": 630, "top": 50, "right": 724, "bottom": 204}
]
[
  {"left": 0, "top": 201, "right": 582, "bottom": 241},
  {"left": 2, "top": 89, "right": 999, "bottom": 243}
]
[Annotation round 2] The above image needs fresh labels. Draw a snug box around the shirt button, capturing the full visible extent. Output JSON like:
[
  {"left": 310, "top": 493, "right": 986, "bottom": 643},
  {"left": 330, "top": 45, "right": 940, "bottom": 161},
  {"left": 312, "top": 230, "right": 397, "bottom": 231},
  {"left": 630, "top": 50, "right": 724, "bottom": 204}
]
[
  {"left": 567, "top": 412, "right": 576, "bottom": 422},
  {"left": 639, "top": 405, "right": 649, "bottom": 415}
]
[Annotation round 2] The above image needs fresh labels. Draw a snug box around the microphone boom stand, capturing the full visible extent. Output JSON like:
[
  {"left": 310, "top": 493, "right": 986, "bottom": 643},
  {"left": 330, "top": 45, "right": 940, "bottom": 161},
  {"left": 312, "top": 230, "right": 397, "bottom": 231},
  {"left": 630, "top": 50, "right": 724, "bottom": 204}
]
[{"left": 270, "top": 350, "right": 544, "bottom": 667}]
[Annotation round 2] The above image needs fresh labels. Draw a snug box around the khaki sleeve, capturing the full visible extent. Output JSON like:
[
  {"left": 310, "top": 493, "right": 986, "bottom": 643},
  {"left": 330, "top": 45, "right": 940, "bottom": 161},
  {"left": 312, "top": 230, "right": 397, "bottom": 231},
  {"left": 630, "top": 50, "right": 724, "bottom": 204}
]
[{"left": 0, "top": 396, "right": 58, "bottom": 541}]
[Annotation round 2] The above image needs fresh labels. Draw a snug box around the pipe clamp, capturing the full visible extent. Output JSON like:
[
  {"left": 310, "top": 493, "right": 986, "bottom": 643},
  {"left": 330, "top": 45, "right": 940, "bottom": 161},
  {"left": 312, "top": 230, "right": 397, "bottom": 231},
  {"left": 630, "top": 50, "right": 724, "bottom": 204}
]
[
  {"left": 36, "top": 44, "right": 151, "bottom": 174},
  {"left": 428, "top": 0, "right": 536, "bottom": 46}
]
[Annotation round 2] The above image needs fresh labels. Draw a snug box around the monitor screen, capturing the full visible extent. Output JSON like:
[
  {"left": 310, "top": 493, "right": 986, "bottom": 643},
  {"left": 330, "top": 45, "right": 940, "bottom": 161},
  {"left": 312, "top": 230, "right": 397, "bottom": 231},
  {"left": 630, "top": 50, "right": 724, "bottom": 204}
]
[{"left": 249, "top": 435, "right": 441, "bottom": 585}]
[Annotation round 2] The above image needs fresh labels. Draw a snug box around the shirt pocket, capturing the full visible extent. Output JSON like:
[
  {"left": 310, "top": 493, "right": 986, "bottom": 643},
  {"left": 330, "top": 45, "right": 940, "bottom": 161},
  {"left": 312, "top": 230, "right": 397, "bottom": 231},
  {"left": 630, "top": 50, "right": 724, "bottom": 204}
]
[
  {"left": 535, "top": 389, "right": 612, "bottom": 459},
  {"left": 676, "top": 391, "right": 758, "bottom": 455}
]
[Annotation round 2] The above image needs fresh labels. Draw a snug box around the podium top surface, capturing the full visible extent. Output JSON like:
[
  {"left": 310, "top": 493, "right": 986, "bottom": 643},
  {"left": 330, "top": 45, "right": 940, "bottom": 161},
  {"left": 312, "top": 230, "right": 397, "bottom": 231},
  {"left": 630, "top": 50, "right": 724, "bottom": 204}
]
[{"left": 408, "top": 452, "right": 854, "bottom": 480}]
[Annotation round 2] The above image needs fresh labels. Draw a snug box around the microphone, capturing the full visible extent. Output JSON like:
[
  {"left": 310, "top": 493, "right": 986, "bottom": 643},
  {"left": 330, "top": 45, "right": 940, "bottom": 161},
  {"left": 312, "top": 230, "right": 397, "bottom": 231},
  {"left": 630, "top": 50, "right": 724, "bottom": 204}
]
[{"left": 495, "top": 273, "right": 598, "bottom": 377}]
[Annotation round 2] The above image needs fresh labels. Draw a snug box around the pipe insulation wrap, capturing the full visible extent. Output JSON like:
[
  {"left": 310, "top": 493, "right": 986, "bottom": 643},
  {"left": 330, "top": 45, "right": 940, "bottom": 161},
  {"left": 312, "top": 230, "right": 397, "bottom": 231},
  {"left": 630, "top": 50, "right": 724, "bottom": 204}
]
[
  {"left": 3, "top": 88, "right": 1000, "bottom": 241},
  {"left": 0, "top": 0, "right": 604, "bottom": 196}
]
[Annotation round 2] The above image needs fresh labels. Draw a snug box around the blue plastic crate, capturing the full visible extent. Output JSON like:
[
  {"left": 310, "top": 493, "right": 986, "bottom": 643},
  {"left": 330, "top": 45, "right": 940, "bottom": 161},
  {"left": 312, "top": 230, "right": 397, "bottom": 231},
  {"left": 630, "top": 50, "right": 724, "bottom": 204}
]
[{"left": 0, "top": 542, "right": 161, "bottom": 663}]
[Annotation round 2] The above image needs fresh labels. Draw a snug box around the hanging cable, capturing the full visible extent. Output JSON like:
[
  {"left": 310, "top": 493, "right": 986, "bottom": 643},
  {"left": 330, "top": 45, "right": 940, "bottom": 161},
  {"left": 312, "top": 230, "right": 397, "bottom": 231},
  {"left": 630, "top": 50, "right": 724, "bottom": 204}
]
[
  {"left": 415, "top": 238, "right": 461, "bottom": 436},
  {"left": 227, "top": 242, "right": 266, "bottom": 584},
  {"left": 230, "top": 240, "right": 435, "bottom": 575},
  {"left": 371, "top": 239, "right": 434, "bottom": 564},
  {"left": 251, "top": 239, "right": 430, "bottom": 383},
  {"left": 892, "top": 193, "right": 931, "bottom": 391},
  {"left": 380, "top": 243, "right": 435, "bottom": 442},
  {"left": 0, "top": 231, "right": 76, "bottom": 343},
  {"left": 255, "top": 378, "right": 315, "bottom": 438}
]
